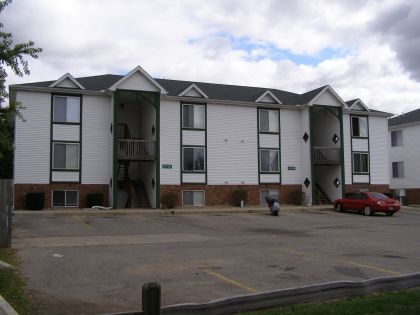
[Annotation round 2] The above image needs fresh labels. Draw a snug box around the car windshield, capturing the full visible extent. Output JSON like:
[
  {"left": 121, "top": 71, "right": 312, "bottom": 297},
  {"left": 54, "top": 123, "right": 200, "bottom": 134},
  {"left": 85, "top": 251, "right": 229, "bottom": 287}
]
[{"left": 369, "top": 192, "right": 389, "bottom": 199}]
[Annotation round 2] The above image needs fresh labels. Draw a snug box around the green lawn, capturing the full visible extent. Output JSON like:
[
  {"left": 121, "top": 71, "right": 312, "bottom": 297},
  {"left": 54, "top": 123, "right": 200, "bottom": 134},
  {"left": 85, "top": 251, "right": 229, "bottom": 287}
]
[
  {"left": 0, "top": 248, "right": 34, "bottom": 314},
  {"left": 238, "top": 288, "right": 420, "bottom": 315}
]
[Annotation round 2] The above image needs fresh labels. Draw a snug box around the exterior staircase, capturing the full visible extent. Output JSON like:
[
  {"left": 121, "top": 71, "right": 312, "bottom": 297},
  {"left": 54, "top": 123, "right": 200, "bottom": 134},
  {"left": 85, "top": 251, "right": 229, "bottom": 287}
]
[
  {"left": 131, "top": 181, "right": 151, "bottom": 208},
  {"left": 315, "top": 183, "right": 332, "bottom": 204}
]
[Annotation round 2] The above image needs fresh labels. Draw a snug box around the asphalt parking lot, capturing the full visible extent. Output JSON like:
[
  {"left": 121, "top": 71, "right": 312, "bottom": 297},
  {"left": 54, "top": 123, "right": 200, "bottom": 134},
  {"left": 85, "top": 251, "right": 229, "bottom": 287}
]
[{"left": 12, "top": 206, "right": 420, "bottom": 314}]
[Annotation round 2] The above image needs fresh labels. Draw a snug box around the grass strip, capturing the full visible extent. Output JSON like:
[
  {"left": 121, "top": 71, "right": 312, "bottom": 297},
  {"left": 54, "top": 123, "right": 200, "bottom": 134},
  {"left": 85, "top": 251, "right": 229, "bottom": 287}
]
[
  {"left": 0, "top": 248, "right": 34, "bottom": 314},
  {"left": 238, "top": 288, "right": 420, "bottom": 315}
]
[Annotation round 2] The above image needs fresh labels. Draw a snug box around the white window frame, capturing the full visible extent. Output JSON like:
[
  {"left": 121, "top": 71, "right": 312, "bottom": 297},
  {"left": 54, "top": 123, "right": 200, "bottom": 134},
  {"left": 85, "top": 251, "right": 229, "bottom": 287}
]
[
  {"left": 53, "top": 95, "right": 81, "bottom": 123},
  {"left": 352, "top": 152, "right": 369, "bottom": 174},
  {"left": 259, "top": 109, "right": 279, "bottom": 133},
  {"left": 392, "top": 161, "right": 404, "bottom": 178},
  {"left": 182, "top": 104, "right": 205, "bottom": 129},
  {"left": 182, "top": 190, "right": 205, "bottom": 206},
  {"left": 391, "top": 130, "right": 403, "bottom": 147},
  {"left": 351, "top": 116, "right": 368, "bottom": 138},
  {"left": 260, "top": 149, "right": 280, "bottom": 172},
  {"left": 52, "top": 190, "right": 79, "bottom": 207},
  {"left": 182, "top": 146, "right": 205, "bottom": 172},
  {"left": 52, "top": 142, "right": 80, "bottom": 170}
]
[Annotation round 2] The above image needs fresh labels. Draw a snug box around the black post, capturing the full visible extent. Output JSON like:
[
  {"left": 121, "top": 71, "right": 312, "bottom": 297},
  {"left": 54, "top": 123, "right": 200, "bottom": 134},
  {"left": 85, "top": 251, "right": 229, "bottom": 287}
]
[{"left": 142, "top": 282, "right": 161, "bottom": 315}]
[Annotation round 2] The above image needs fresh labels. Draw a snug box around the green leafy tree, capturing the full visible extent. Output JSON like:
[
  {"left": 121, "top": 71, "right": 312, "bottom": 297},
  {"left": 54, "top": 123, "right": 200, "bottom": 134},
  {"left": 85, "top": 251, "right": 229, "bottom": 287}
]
[{"left": 0, "top": 0, "right": 42, "bottom": 178}]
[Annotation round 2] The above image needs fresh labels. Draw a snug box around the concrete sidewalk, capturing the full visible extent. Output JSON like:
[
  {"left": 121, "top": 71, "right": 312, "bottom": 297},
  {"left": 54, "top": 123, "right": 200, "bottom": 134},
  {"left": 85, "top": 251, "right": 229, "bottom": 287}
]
[{"left": 12, "top": 204, "right": 332, "bottom": 216}]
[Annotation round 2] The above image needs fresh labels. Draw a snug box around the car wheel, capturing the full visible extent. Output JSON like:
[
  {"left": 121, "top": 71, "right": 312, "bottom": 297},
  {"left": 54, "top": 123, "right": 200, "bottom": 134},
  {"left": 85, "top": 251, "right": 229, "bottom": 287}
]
[
  {"left": 386, "top": 212, "right": 394, "bottom": 216},
  {"left": 363, "top": 205, "right": 373, "bottom": 216},
  {"left": 336, "top": 203, "right": 343, "bottom": 212}
]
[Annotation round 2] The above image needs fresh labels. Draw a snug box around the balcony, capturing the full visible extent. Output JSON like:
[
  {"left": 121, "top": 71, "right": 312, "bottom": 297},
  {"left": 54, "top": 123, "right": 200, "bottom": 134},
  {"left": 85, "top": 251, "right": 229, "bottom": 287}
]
[
  {"left": 313, "top": 146, "right": 340, "bottom": 165},
  {"left": 118, "top": 139, "right": 155, "bottom": 161}
]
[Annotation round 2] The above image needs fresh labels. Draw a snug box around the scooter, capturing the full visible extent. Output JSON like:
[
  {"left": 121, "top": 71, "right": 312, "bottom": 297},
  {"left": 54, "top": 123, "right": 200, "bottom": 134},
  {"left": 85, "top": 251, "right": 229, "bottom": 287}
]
[{"left": 265, "top": 196, "right": 280, "bottom": 216}]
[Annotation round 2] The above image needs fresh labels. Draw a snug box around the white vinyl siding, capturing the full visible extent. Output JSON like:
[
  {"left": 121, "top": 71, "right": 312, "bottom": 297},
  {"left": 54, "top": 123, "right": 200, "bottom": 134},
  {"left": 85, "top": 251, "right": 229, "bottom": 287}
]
[
  {"left": 14, "top": 91, "right": 51, "bottom": 184},
  {"left": 51, "top": 171, "right": 80, "bottom": 182},
  {"left": 160, "top": 100, "right": 181, "bottom": 185},
  {"left": 351, "top": 138, "right": 369, "bottom": 151},
  {"left": 115, "top": 71, "right": 160, "bottom": 91},
  {"left": 182, "top": 130, "right": 205, "bottom": 146},
  {"left": 389, "top": 123, "right": 420, "bottom": 189},
  {"left": 53, "top": 124, "right": 80, "bottom": 141},
  {"left": 207, "top": 104, "right": 258, "bottom": 185},
  {"left": 81, "top": 95, "right": 112, "bottom": 184},
  {"left": 260, "top": 174, "right": 281, "bottom": 183},
  {"left": 182, "top": 173, "right": 206, "bottom": 183},
  {"left": 369, "top": 116, "right": 389, "bottom": 184},
  {"left": 281, "top": 109, "right": 302, "bottom": 184},
  {"left": 259, "top": 134, "right": 279, "bottom": 148}
]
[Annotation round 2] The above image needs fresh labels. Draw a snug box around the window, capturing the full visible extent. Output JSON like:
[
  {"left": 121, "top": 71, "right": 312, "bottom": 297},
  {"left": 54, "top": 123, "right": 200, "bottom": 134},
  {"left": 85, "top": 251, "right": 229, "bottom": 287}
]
[
  {"left": 53, "top": 142, "right": 79, "bottom": 170},
  {"left": 351, "top": 116, "right": 368, "bottom": 137},
  {"left": 260, "top": 149, "right": 279, "bottom": 172},
  {"left": 353, "top": 152, "right": 369, "bottom": 173},
  {"left": 260, "top": 190, "right": 279, "bottom": 206},
  {"left": 53, "top": 95, "right": 80, "bottom": 123},
  {"left": 52, "top": 190, "right": 78, "bottom": 207},
  {"left": 183, "top": 191, "right": 204, "bottom": 206},
  {"left": 182, "top": 147, "right": 205, "bottom": 171},
  {"left": 259, "top": 109, "right": 279, "bottom": 133},
  {"left": 391, "top": 130, "right": 403, "bottom": 147},
  {"left": 392, "top": 161, "right": 404, "bottom": 178},
  {"left": 182, "top": 104, "right": 205, "bottom": 129}
]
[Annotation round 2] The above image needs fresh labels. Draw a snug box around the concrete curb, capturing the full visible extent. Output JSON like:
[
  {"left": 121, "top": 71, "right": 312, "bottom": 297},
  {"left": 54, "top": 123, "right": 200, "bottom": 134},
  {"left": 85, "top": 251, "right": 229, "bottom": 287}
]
[
  {"left": 105, "top": 273, "right": 420, "bottom": 315},
  {"left": 0, "top": 294, "right": 18, "bottom": 315},
  {"left": 0, "top": 260, "right": 14, "bottom": 271},
  {"left": 12, "top": 205, "right": 332, "bottom": 216}
]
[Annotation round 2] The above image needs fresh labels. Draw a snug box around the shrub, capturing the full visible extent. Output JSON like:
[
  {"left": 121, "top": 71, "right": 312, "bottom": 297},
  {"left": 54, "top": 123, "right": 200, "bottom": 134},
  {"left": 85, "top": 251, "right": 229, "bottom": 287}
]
[
  {"left": 231, "top": 189, "right": 248, "bottom": 206},
  {"left": 86, "top": 193, "right": 103, "bottom": 208},
  {"left": 161, "top": 192, "right": 178, "bottom": 209},
  {"left": 25, "top": 192, "right": 44, "bottom": 210}
]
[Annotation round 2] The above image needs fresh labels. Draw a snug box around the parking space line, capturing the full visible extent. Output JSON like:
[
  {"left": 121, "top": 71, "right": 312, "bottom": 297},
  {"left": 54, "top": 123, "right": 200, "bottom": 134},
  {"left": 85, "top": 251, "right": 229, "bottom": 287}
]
[
  {"left": 276, "top": 247, "right": 402, "bottom": 276},
  {"left": 73, "top": 216, "right": 91, "bottom": 227},
  {"left": 201, "top": 268, "right": 257, "bottom": 293}
]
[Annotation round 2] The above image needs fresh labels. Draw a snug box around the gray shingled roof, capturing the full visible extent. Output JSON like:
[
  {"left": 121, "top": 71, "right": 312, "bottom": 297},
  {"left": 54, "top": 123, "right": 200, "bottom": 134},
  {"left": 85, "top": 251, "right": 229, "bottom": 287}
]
[
  {"left": 13, "top": 73, "right": 387, "bottom": 111},
  {"left": 388, "top": 108, "right": 420, "bottom": 127}
]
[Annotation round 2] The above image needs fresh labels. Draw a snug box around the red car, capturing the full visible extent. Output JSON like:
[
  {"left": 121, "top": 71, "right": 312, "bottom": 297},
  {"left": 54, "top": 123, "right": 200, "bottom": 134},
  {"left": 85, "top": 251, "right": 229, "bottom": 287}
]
[{"left": 333, "top": 191, "right": 400, "bottom": 216}]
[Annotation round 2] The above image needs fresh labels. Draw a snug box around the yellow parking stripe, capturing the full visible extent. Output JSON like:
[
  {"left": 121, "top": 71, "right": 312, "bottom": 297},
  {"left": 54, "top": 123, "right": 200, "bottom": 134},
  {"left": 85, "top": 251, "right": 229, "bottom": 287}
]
[
  {"left": 201, "top": 268, "right": 257, "bottom": 293},
  {"left": 73, "top": 216, "right": 91, "bottom": 227},
  {"left": 276, "top": 247, "right": 402, "bottom": 276}
]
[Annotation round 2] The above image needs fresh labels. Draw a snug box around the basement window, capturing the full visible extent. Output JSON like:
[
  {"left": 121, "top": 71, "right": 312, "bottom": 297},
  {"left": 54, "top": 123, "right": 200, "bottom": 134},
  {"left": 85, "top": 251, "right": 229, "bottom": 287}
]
[
  {"left": 52, "top": 190, "right": 78, "bottom": 207},
  {"left": 182, "top": 190, "right": 205, "bottom": 206}
]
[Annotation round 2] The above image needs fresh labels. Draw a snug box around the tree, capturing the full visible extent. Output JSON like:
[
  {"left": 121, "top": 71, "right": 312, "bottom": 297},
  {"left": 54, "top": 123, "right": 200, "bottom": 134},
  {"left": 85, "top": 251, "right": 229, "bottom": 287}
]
[{"left": 0, "top": 0, "right": 42, "bottom": 178}]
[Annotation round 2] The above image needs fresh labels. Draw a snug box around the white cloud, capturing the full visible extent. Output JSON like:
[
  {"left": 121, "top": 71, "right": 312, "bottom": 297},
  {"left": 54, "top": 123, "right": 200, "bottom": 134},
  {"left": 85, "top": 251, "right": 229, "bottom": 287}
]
[{"left": 2, "top": 0, "right": 420, "bottom": 114}]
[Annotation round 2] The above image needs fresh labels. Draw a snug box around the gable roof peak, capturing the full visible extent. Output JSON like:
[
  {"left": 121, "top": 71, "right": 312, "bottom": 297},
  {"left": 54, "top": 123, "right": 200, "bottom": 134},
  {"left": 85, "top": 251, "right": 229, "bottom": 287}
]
[{"left": 49, "top": 73, "right": 85, "bottom": 89}]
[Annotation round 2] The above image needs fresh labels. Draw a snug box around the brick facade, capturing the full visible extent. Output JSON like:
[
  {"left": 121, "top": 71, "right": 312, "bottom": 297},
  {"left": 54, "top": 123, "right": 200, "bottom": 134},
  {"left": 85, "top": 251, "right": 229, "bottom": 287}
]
[
  {"left": 161, "top": 184, "right": 303, "bottom": 207},
  {"left": 14, "top": 184, "right": 109, "bottom": 209}
]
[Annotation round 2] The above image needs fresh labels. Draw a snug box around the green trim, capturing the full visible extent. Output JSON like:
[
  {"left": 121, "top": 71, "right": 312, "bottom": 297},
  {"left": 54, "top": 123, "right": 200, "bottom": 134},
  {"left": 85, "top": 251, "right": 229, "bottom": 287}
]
[
  {"left": 350, "top": 114, "right": 371, "bottom": 184},
  {"left": 309, "top": 106, "right": 315, "bottom": 205},
  {"left": 155, "top": 92, "right": 160, "bottom": 208},
  {"left": 338, "top": 107, "right": 345, "bottom": 197},
  {"left": 50, "top": 93, "right": 82, "bottom": 184},
  {"left": 180, "top": 102, "right": 207, "bottom": 185},
  {"left": 257, "top": 107, "right": 281, "bottom": 184},
  {"left": 112, "top": 91, "right": 119, "bottom": 208}
]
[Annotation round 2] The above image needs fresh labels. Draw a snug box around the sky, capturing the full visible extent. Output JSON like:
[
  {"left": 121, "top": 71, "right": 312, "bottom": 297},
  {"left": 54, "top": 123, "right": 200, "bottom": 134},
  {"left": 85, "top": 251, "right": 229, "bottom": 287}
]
[{"left": 2, "top": 0, "right": 420, "bottom": 115}]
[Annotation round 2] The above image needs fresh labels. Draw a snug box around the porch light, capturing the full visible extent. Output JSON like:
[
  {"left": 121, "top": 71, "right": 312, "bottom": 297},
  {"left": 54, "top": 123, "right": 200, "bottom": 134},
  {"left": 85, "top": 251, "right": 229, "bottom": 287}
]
[
  {"left": 304, "top": 178, "right": 310, "bottom": 188},
  {"left": 334, "top": 178, "right": 340, "bottom": 187},
  {"left": 332, "top": 134, "right": 339, "bottom": 144},
  {"left": 302, "top": 132, "right": 309, "bottom": 142}
]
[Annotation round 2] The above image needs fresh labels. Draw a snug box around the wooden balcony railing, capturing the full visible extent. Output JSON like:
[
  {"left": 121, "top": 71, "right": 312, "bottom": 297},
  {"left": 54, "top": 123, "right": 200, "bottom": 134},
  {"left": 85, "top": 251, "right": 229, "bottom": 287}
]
[
  {"left": 313, "top": 146, "right": 340, "bottom": 165},
  {"left": 118, "top": 139, "right": 155, "bottom": 161}
]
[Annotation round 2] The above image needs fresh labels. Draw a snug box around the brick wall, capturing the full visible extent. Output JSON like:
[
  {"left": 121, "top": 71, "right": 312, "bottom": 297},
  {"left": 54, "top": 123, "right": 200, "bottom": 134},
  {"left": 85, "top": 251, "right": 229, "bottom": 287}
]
[
  {"left": 14, "top": 184, "right": 109, "bottom": 209},
  {"left": 161, "top": 184, "right": 302, "bottom": 207},
  {"left": 345, "top": 184, "right": 390, "bottom": 194}
]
